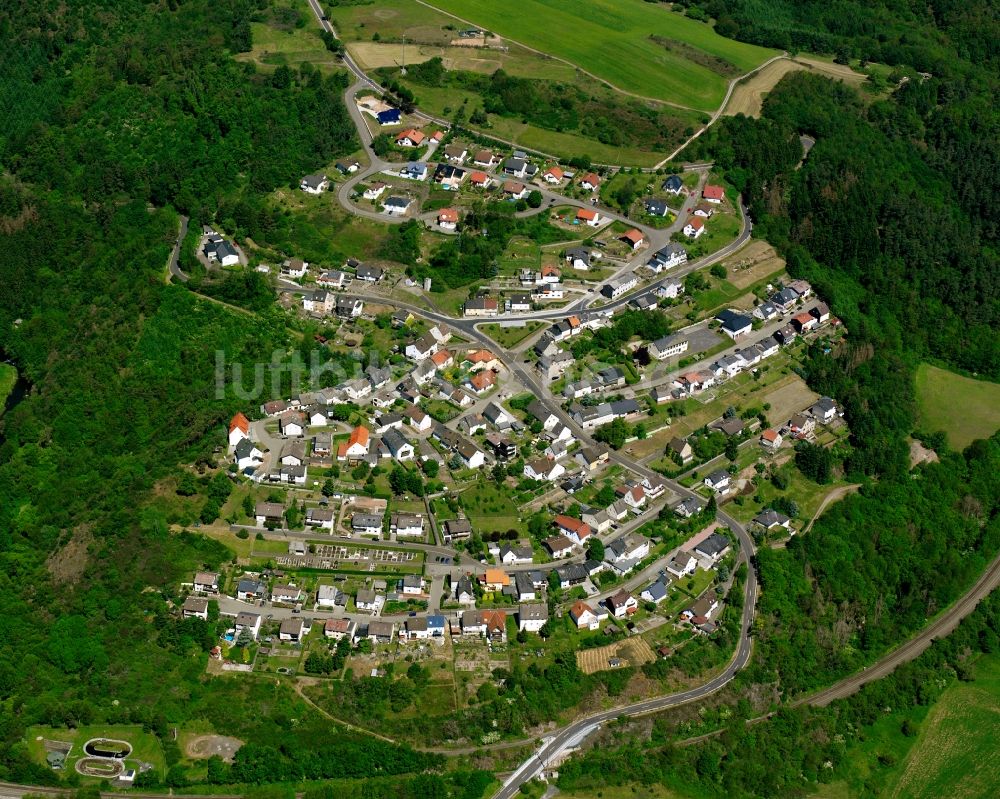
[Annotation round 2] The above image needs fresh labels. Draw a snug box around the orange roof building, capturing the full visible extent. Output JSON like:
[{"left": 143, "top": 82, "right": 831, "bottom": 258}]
[
  {"left": 576, "top": 207, "right": 598, "bottom": 222},
  {"left": 338, "top": 425, "right": 370, "bottom": 459},
  {"left": 621, "top": 228, "right": 644, "bottom": 246},
  {"left": 483, "top": 568, "right": 511, "bottom": 588},
  {"left": 467, "top": 349, "right": 496, "bottom": 364},
  {"left": 438, "top": 208, "right": 459, "bottom": 224},
  {"left": 431, "top": 349, "right": 453, "bottom": 367},
  {"left": 229, "top": 412, "right": 250, "bottom": 435},
  {"left": 396, "top": 128, "right": 426, "bottom": 145},
  {"left": 703, "top": 184, "right": 725, "bottom": 202},
  {"left": 470, "top": 371, "right": 496, "bottom": 392},
  {"left": 470, "top": 170, "right": 490, "bottom": 186}
]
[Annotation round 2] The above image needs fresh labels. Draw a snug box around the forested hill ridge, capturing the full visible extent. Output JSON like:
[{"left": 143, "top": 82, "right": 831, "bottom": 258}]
[
  {"left": 690, "top": 0, "right": 999, "bottom": 475},
  {"left": 0, "top": 0, "right": 449, "bottom": 791}
]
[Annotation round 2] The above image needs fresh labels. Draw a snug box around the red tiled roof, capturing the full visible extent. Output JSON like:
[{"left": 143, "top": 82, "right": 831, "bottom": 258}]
[
  {"left": 438, "top": 208, "right": 459, "bottom": 222},
  {"left": 581, "top": 172, "right": 601, "bottom": 186},
  {"left": 703, "top": 184, "right": 725, "bottom": 200},
  {"left": 621, "top": 228, "right": 644, "bottom": 244},
  {"left": 576, "top": 208, "right": 598, "bottom": 221},
  {"left": 687, "top": 217, "right": 705, "bottom": 230},
  {"left": 470, "top": 171, "right": 489, "bottom": 184},
  {"left": 229, "top": 412, "right": 250, "bottom": 434},
  {"left": 467, "top": 349, "right": 496, "bottom": 363},
  {"left": 347, "top": 426, "right": 369, "bottom": 448},
  {"left": 554, "top": 515, "right": 591, "bottom": 536}
]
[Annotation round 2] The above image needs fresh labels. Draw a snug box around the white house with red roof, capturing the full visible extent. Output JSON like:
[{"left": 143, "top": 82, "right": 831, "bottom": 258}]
[
  {"left": 576, "top": 207, "right": 602, "bottom": 227},
  {"left": 553, "top": 514, "right": 591, "bottom": 545},
  {"left": 703, "top": 184, "right": 725, "bottom": 203},
  {"left": 228, "top": 412, "right": 250, "bottom": 447},
  {"left": 396, "top": 129, "right": 426, "bottom": 148},
  {"left": 683, "top": 217, "right": 705, "bottom": 238},
  {"left": 338, "top": 426, "right": 370, "bottom": 461},
  {"left": 438, "top": 208, "right": 459, "bottom": 231},
  {"left": 542, "top": 166, "right": 564, "bottom": 184},
  {"left": 579, "top": 173, "right": 601, "bottom": 192}
]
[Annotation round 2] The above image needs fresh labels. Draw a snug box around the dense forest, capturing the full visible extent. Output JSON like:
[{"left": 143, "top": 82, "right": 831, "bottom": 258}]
[{"left": 0, "top": 0, "right": 466, "bottom": 791}]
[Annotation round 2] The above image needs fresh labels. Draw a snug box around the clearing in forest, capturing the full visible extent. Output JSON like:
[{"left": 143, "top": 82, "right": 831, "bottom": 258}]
[
  {"left": 915, "top": 363, "right": 1000, "bottom": 450},
  {"left": 724, "top": 56, "right": 870, "bottom": 117}
]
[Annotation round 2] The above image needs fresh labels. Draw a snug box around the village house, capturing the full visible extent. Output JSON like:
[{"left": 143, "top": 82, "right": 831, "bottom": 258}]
[
  {"left": 553, "top": 514, "right": 591, "bottom": 545},
  {"left": 518, "top": 603, "right": 548, "bottom": 632},
  {"left": 469, "top": 170, "right": 492, "bottom": 188},
  {"left": 182, "top": 596, "right": 208, "bottom": 620},
  {"left": 395, "top": 128, "right": 426, "bottom": 147},
  {"left": 254, "top": 501, "right": 284, "bottom": 528},
  {"left": 228, "top": 412, "right": 250, "bottom": 447},
  {"left": 760, "top": 428, "right": 783, "bottom": 449},
  {"left": 601, "top": 272, "right": 639, "bottom": 299},
  {"left": 363, "top": 181, "right": 387, "bottom": 200},
  {"left": 695, "top": 532, "right": 732, "bottom": 562},
  {"left": 234, "top": 612, "right": 262, "bottom": 640},
  {"left": 704, "top": 469, "right": 732, "bottom": 493},
  {"left": 193, "top": 571, "right": 220, "bottom": 594},
  {"left": 300, "top": 173, "right": 329, "bottom": 194},
  {"left": 606, "top": 589, "right": 639, "bottom": 618},
  {"left": 464, "top": 297, "right": 499, "bottom": 317},
  {"left": 391, "top": 512, "right": 424, "bottom": 538},
  {"left": 667, "top": 549, "right": 698, "bottom": 578},
  {"left": 523, "top": 457, "right": 565, "bottom": 482},
  {"left": 324, "top": 618, "right": 357, "bottom": 641},
  {"left": 683, "top": 216, "right": 705, "bottom": 238},
  {"left": 382, "top": 196, "right": 413, "bottom": 216},
  {"left": 620, "top": 228, "right": 645, "bottom": 251},
  {"left": 579, "top": 173, "right": 601, "bottom": 192},
  {"left": 271, "top": 584, "right": 303, "bottom": 604},
  {"left": 437, "top": 208, "right": 459, "bottom": 230},
  {"left": 570, "top": 600, "right": 601, "bottom": 630},
  {"left": 544, "top": 534, "right": 575, "bottom": 559},
  {"left": 351, "top": 512, "right": 384, "bottom": 537}
]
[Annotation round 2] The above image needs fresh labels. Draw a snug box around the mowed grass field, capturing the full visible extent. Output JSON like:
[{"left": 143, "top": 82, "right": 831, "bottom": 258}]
[
  {"left": 885, "top": 654, "right": 1000, "bottom": 799},
  {"left": 915, "top": 363, "right": 1000, "bottom": 450},
  {"left": 425, "top": 0, "right": 777, "bottom": 111}
]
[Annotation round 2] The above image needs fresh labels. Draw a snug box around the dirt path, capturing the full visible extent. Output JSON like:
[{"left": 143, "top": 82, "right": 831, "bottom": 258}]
[{"left": 802, "top": 483, "right": 861, "bottom": 534}]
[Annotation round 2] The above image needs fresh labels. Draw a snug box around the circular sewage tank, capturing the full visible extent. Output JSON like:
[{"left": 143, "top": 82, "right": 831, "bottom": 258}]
[{"left": 83, "top": 738, "right": 132, "bottom": 759}]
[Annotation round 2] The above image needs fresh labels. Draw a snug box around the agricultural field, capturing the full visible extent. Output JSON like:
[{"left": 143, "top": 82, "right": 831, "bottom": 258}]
[
  {"left": 884, "top": 654, "right": 1000, "bottom": 798},
  {"left": 576, "top": 636, "right": 656, "bottom": 675},
  {"left": 425, "top": 0, "right": 777, "bottom": 111},
  {"left": 915, "top": 364, "right": 1000, "bottom": 450}
]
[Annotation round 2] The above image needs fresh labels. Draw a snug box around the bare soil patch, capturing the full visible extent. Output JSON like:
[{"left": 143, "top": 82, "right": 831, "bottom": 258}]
[
  {"left": 763, "top": 376, "right": 820, "bottom": 427},
  {"left": 45, "top": 525, "right": 94, "bottom": 585},
  {"left": 725, "top": 57, "right": 867, "bottom": 118},
  {"left": 185, "top": 734, "right": 244, "bottom": 762},
  {"left": 725, "top": 240, "right": 786, "bottom": 289}
]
